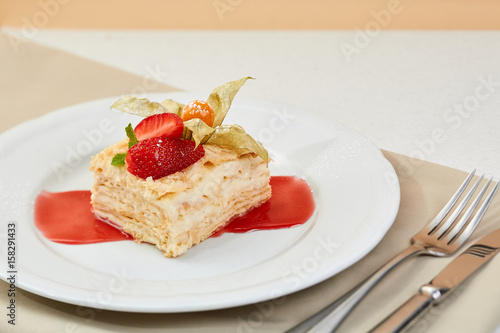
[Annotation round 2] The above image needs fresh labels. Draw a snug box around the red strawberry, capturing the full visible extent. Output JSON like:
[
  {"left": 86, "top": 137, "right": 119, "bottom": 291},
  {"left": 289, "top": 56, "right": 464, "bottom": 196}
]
[
  {"left": 126, "top": 137, "right": 205, "bottom": 180},
  {"left": 134, "top": 113, "right": 184, "bottom": 141}
]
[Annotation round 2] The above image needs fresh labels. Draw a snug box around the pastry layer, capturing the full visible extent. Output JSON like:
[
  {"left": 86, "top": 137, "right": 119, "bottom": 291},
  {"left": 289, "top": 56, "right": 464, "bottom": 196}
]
[{"left": 89, "top": 139, "right": 271, "bottom": 257}]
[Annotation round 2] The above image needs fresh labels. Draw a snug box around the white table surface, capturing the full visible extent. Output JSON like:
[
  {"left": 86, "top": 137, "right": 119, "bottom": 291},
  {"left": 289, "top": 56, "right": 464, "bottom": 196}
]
[{"left": 4, "top": 28, "right": 500, "bottom": 177}]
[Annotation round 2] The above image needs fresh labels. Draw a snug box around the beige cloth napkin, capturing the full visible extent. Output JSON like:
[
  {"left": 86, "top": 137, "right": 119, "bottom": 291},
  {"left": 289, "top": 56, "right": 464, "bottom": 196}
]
[
  {"left": 0, "top": 32, "right": 180, "bottom": 133},
  {"left": 1, "top": 32, "right": 499, "bottom": 333}
]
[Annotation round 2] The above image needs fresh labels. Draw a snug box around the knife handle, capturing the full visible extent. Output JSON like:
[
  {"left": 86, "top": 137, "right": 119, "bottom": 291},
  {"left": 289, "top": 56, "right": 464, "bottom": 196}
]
[{"left": 370, "top": 284, "right": 447, "bottom": 333}]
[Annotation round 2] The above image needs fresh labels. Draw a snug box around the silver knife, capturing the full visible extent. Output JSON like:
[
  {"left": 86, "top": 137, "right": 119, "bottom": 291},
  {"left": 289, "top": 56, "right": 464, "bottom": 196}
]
[{"left": 371, "top": 228, "right": 500, "bottom": 333}]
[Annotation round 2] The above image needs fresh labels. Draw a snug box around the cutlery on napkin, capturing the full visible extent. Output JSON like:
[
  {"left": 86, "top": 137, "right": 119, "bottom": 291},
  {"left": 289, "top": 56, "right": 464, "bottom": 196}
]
[{"left": 370, "top": 228, "right": 500, "bottom": 333}]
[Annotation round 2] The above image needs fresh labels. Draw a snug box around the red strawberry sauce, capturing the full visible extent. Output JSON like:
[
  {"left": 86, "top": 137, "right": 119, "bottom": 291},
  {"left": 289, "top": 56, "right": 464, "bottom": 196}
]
[{"left": 34, "top": 176, "right": 315, "bottom": 244}]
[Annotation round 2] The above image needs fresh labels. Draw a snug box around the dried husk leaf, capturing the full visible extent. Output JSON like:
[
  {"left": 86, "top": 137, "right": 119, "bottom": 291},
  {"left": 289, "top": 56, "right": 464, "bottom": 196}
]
[
  {"left": 111, "top": 96, "right": 167, "bottom": 117},
  {"left": 208, "top": 77, "right": 253, "bottom": 127},
  {"left": 183, "top": 119, "right": 216, "bottom": 147},
  {"left": 161, "top": 99, "right": 185, "bottom": 116},
  {"left": 205, "top": 125, "right": 269, "bottom": 164},
  {"left": 110, "top": 79, "right": 269, "bottom": 164}
]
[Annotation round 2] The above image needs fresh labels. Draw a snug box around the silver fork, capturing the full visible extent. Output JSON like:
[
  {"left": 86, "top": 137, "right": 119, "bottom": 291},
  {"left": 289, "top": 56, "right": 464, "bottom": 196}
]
[{"left": 286, "top": 170, "right": 499, "bottom": 333}]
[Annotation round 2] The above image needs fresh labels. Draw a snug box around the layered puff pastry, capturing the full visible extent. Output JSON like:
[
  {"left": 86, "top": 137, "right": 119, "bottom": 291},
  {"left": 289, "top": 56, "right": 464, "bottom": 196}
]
[{"left": 89, "top": 139, "right": 271, "bottom": 257}]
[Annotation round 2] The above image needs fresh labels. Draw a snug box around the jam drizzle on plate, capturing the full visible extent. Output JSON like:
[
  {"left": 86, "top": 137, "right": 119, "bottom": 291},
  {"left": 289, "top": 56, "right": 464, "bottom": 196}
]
[{"left": 34, "top": 176, "right": 315, "bottom": 244}]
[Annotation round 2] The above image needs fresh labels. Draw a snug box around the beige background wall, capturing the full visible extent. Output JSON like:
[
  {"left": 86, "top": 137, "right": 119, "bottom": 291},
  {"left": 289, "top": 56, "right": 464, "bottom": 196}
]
[{"left": 1, "top": 0, "right": 500, "bottom": 30}]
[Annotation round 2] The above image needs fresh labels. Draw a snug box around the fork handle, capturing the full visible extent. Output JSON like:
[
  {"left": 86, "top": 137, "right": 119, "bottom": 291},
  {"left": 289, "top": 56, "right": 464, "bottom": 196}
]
[{"left": 286, "top": 244, "right": 423, "bottom": 333}]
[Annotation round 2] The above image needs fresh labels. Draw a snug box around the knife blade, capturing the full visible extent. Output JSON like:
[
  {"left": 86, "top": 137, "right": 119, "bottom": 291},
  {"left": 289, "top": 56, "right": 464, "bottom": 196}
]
[{"left": 370, "top": 228, "right": 500, "bottom": 333}]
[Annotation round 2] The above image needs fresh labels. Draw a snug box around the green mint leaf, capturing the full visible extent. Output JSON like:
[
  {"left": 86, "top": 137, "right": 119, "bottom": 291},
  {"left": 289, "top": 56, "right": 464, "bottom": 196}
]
[
  {"left": 111, "top": 153, "right": 127, "bottom": 166},
  {"left": 126, "top": 123, "right": 138, "bottom": 148}
]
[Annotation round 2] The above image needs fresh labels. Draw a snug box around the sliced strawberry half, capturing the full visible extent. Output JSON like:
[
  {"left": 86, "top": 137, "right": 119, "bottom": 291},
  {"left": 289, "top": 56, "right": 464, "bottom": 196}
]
[
  {"left": 134, "top": 113, "right": 184, "bottom": 141},
  {"left": 126, "top": 137, "right": 205, "bottom": 180}
]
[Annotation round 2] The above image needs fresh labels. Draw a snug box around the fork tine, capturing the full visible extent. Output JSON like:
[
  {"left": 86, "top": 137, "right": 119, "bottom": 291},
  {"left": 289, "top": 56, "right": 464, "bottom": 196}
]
[
  {"left": 445, "top": 176, "right": 491, "bottom": 242},
  {"left": 453, "top": 179, "right": 499, "bottom": 246},
  {"left": 435, "top": 174, "right": 484, "bottom": 239},
  {"left": 427, "top": 169, "right": 476, "bottom": 234}
]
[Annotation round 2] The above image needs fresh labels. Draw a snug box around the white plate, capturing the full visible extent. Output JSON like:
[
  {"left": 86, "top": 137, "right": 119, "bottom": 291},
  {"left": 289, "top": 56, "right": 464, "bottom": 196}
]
[{"left": 0, "top": 93, "right": 399, "bottom": 313}]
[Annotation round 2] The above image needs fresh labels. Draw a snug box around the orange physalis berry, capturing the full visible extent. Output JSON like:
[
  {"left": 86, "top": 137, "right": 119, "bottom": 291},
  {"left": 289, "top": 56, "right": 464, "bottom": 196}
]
[{"left": 181, "top": 100, "right": 215, "bottom": 127}]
